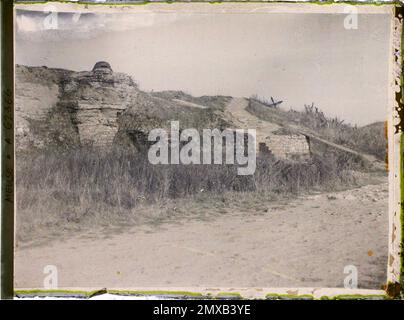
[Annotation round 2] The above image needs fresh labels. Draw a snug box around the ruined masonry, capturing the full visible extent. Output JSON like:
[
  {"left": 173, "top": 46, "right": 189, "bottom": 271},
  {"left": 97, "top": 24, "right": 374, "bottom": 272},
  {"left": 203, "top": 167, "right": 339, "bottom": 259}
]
[
  {"left": 15, "top": 61, "right": 311, "bottom": 161},
  {"left": 225, "top": 98, "right": 311, "bottom": 161},
  {"left": 15, "top": 61, "right": 139, "bottom": 150}
]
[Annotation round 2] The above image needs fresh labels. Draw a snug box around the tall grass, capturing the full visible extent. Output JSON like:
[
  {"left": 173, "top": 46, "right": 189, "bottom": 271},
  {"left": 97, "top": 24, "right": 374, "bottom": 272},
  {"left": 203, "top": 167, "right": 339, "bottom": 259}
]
[
  {"left": 16, "top": 147, "right": 356, "bottom": 241},
  {"left": 247, "top": 100, "right": 386, "bottom": 161}
]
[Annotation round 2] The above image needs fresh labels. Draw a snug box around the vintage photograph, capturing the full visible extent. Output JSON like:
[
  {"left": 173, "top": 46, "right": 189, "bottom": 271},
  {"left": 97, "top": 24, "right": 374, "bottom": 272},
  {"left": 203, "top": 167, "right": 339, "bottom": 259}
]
[{"left": 14, "top": 3, "right": 393, "bottom": 292}]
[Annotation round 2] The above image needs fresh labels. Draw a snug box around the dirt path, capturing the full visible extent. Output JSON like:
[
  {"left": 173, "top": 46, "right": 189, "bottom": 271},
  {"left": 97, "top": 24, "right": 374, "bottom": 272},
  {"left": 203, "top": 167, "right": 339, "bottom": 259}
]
[
  {"left": 225, "top": 97, "right": 280, "bottom": 142},
  {"left": 15, "top": 180, "right": 388, "bottom": 290}
]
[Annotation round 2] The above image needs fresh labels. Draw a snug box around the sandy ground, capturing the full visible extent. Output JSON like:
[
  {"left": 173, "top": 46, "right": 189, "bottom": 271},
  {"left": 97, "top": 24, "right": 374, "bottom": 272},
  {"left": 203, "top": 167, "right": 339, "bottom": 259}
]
[{"left": 15, "top": 179, "right": 388, "bottom": 290}]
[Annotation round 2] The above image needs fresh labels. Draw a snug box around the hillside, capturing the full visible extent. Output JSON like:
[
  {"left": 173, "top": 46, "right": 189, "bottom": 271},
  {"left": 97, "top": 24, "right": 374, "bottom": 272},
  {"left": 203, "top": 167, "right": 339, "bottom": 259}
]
[
  {"left": 15, "top": 61, "right": 388, "bottom": 246},
  {"left": 246, "top": 98, "right": 387, "bottom": 163},
  {"left": 15, "top": 63, "right": 235, "bottom": 154},
  {"left": 15, "top": 62, "right": 385, "bottom": 169}
]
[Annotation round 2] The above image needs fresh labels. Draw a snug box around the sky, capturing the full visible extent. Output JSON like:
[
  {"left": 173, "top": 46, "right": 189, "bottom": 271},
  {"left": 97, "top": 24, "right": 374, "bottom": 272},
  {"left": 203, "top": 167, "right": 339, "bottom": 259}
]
[{"left": 15, "top": 7, "right": 392, "bottom": 126}]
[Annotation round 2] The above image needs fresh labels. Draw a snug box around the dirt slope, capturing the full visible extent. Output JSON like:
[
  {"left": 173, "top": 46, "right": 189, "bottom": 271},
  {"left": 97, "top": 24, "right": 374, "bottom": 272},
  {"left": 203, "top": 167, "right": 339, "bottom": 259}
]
[{"left": 225, "top": 97, "right": 280, "bottom": 140}]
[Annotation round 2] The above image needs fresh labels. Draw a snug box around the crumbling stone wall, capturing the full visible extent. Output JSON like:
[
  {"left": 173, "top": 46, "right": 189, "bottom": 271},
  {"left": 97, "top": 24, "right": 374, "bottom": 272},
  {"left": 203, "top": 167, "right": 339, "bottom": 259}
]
[
  {"left": 60, "top": 65, "right": 139, "bottom": 147},
  {"left": 15, "top": 63, "right": 311, "bottom": 160},
  {"left": 15, "top": 62, "right": 139, "bottom": 150},
  {"left": 262, "top": 134, "right": 311, "bottom": 160}
]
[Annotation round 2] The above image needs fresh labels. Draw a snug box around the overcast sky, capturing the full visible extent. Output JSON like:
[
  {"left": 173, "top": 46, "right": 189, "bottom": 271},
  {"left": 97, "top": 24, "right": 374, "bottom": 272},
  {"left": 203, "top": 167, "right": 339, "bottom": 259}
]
[{"left": 15, "top": 8, "right": 392, "bottom": 125}]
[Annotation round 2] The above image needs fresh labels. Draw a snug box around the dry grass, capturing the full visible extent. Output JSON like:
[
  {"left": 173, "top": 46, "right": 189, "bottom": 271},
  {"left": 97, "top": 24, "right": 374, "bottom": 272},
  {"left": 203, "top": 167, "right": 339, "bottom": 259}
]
[
  {"left": 17, "top": 98, "right": 384, "bottom": 242},
  {"left": 247, "top": 99, "right": 386, "bottom": 161},
  {"left": 16, "top": 147, "right": 359, "bottom": 242}
]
